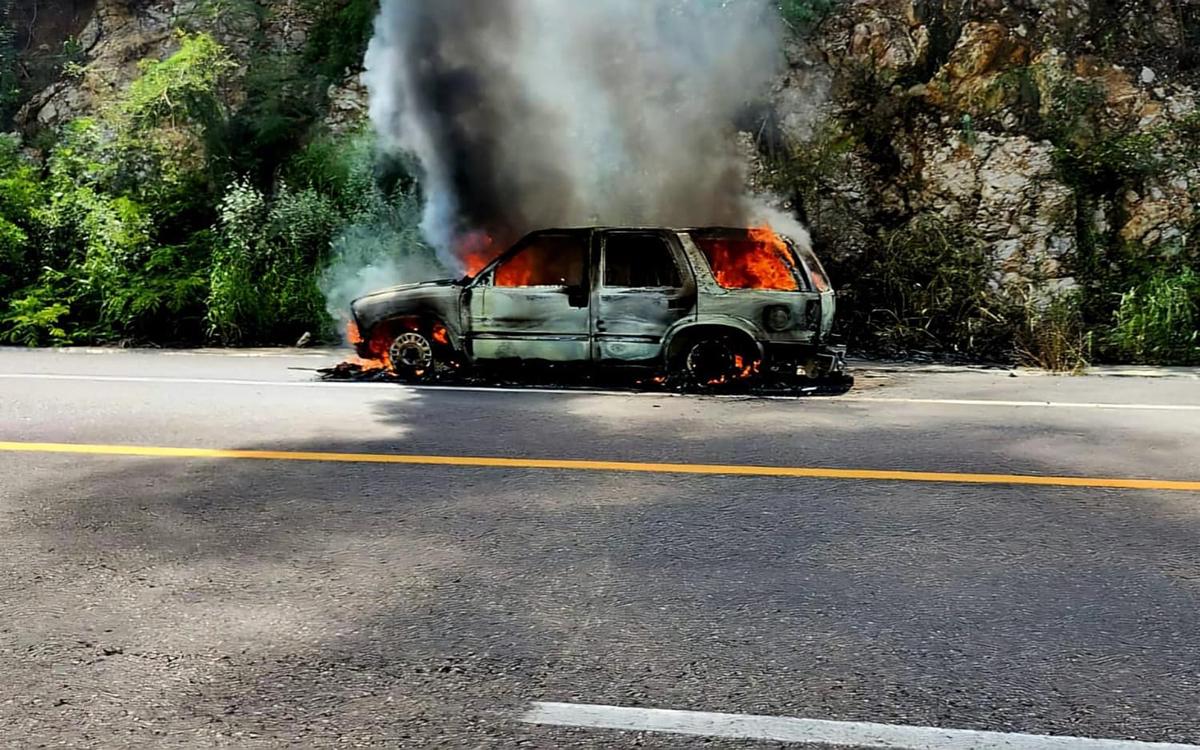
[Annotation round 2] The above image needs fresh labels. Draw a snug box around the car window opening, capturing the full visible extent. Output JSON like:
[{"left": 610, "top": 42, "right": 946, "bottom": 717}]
[
  {"left": 495, "top": 234, "right": 588, "bottom": 288},
  {"left": 692, "top": 228, "right": 802, "bottom": 292},
  {"left": 604, "top": 233, "right": 682, "bottom": 289}
]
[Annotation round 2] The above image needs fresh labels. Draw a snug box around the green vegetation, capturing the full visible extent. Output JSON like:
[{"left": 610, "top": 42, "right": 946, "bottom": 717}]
[
  {"left": 1032, "top": 72, "right": 1200, "bottom": 368},
  {"left": 778, "top": 0, "right": 837, "bottom": 30},
  {"left": 0, "top": 22, "right": 425, "bottom": 347},
  {"left": 0, "top": 32, "right": 238, "bottom": 345},
  {"left": 0, "top": 1, "right": 20, "bottom": 125},
  {"left": 847, "top": 214, "right": 1005, "bottom": 357},
  {"left": 1110, "top": 265, "right": 1200, "bottom": 364},
  {"left": 1012, "top": 289, "right": 1092, "bottom": 372},
  {"left": 303, "top": 0, "right": 378, "bottom": 80}
]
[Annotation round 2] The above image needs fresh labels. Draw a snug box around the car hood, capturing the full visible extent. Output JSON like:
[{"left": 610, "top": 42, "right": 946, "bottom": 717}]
[{"left": 353, "top": 279, "right": 461, "bottom": 303}]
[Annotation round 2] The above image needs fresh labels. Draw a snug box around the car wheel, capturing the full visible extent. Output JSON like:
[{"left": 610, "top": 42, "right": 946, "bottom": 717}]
[
  {"left": 387, "top": 331, "right": 435, "bottom": 381},
  {"left": 680, "top": 334, "right": 760, "bottom": 389}
]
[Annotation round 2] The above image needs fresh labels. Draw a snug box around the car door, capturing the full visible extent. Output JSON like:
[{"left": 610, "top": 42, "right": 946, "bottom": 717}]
[
  {"left": 467, "top": 230, "right": 592, "bottom": 363},
  {"left": 593, "top": 230, "right": 696, "bottom": 363}
]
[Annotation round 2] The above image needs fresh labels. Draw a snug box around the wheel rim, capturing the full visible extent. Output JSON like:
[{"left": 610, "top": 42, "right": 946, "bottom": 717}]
[
  {"left": 685, "top": 339, "right": 738, "bottom": 384},
  {"left": 388, "top": 332, "right": 434, "bottom": 376}
]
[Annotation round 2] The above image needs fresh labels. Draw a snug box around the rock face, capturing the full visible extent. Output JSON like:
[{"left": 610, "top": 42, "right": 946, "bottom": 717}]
[
  {"left": 770, "top": 0, "right": 1200, "bottom": 298},
  {"left": 16, "top": 0, "right": 324, "bottom": 129},
  {"left": 18, "top": 0, "right": 177, "bottom": 128},
  {"left": 324, "top": 73, "right": 369, "bottom": 135},
  {"left": 915, "top": 131, "right": 1077, "bottom": 288}
]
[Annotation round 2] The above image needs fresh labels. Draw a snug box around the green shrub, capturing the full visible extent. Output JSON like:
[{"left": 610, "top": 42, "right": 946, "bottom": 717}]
[
  {"left": 228, "top": 52, "right": 323, "bottom": 183},
  {"left": 303, "top": 0, "right": 378, "bottom": 79},
  {"left": 286, "top": 130, "right": 377, "bottom": 207},
  {"left": 208, "top": 177, "right": 341, "bottom": 343},
  {"left": 0, "top": 268, "right": 80, "bottom": 345},
  {"left": 848, "top": 214, "right": 1009, "bottom": 357},
  {"left": 0, "top": 217, "right": 28, "bottom": 295},
  {"left": 95, "top": 241, "right": 211, "bottom": 342},
  {"left": 207, "top": 179, "right": 267, "bottom": 342},
  {"left": 0, "top": 135, "right": 45, "bottom": 296},
  {"left": 778, "top": 0, "right": 837, "bottom": 30},
  {"left": 0, "top": 293, "right": 72, "bottom": 345},
  {"left": 124, "top": 32, "right": 233, "bottom": 133},
  {"left": 1110, "top": 266, "right": 1200, "bottom": 365}
]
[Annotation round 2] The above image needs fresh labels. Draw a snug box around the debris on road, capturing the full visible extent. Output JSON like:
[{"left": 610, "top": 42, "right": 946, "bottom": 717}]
[{"left": 316, "top": 357, "right": 854, "bottom": 396}]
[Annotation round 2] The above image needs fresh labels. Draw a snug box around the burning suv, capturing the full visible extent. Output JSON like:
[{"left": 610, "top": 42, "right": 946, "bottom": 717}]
[{"left": 349, "top": 227, "right": 847, "bottom": 386}]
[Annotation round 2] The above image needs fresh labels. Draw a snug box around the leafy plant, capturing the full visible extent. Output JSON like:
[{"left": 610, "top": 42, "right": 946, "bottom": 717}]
[
  {"left": 1110, "top": 266, "right": 1200, "bottom": 364},
  {"left": 207, "top": 177, "right": 341, "bottom": 343},
  {"left": 123, "top": 32, "right": 233, "bottom": 133},
  {"left": 208, "top": 178, "right": 267, "bottom": 342},
  {"left": 1, "top": 295, "right": 71, "bottom": 345},
  {"left": 98, "top": 241, "right": 211, "bottom": 341},
  {"left": 0, "top": 268, "right": 80, "bottom": 345},
  {"left": 227, "top": 52, "right": 323, "bottom": 183},
  {"left": 0, "top": 135, "right": 46, "bottom": 295}
]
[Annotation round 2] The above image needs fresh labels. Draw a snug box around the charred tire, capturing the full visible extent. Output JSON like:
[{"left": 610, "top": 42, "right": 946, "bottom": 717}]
[
  {"left": 673, "top": 331, "right": 761, "bottom": 390},
  {"left": 387, "top": 332, "right": 436, "bottom": 381}
]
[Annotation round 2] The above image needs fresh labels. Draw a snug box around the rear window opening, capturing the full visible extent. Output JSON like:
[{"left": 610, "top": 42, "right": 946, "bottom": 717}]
[{"left": 691, "top": 228, "right": 803, "bottom": 291}]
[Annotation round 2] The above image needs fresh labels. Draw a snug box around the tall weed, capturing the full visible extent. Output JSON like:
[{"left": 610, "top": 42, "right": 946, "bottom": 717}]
[{"left": 1110, "top": 267, "right": 1200, "bottom": 364}]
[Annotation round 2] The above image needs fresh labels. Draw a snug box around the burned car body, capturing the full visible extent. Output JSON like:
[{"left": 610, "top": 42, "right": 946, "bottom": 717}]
[{"left": 350, "top": 227, "right": 846, "bottom": 385}]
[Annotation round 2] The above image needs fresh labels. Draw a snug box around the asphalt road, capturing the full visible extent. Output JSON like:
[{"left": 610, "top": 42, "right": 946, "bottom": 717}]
[{"left": 1, "top": 348, "right": 1199, "bottom": 748}]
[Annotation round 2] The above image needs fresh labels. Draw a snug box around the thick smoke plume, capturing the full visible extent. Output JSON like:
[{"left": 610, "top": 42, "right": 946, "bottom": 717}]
[{"left": 364, "top": 0, "right": 783, "bottom": 266}]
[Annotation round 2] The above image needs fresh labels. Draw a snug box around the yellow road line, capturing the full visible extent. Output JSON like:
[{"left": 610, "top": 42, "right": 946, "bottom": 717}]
[{"left": 0, "top": 441, "right": 1197, "bottom": 492}]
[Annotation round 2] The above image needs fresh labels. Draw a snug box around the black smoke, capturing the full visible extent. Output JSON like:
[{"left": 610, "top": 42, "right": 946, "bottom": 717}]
[{"left": 365, "top": 0, "right": 783, "bottom": 265}]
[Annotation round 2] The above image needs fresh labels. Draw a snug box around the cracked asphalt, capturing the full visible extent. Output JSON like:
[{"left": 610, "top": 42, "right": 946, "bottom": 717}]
[{"left": 1, "top": 348, "right": 1198, "bottom": 748}]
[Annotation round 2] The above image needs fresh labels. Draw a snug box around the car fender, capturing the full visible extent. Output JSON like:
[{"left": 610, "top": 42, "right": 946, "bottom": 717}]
[
  {"left": 353, "top": 288, "right": 465, "bottom": 351},
  {"left": 662, "top": 316, "right": 766, "bottom": 363}
]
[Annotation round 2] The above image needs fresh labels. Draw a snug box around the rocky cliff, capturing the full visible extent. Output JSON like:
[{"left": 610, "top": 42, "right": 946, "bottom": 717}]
[
  {"left": 777, "top": 1, "right": 1200, "bottom": 280},
  {"left": 11, "top": 0, "right": 327, "bottom": 127},
  {"left": 765, "top": 0, "right": 1199, "bottom": 359}
]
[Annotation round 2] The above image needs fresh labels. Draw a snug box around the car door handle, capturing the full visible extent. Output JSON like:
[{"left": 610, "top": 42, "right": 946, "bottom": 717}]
[{"left": 596, "top": 320, "right": 607, "bottom": 332}]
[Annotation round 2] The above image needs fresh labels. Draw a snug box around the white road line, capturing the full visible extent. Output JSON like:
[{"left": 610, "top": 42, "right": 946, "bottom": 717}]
[
  {"left": 843, "top": 396, "right": 1200, "bottom": 412},
  {"left": 2, "top": 372, "right": 1200, "bottom": 411},
  {"left": 520, "top": 702, "right": 1200, "bottom": 750}
]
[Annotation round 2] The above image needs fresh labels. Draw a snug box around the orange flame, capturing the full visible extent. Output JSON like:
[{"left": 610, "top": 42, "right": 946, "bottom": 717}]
[
  {"left": 346, "top": 320, "right": 391, "bottom": 372},
  {"left": 459, "top": 231, "right": 499, "bottom": 277},
  {"left": 431, "top": 322, "right": 450, "bottom": 346},
  {"left": 695, "top": 227, "right": 800, "bottom": 291},
  {"left": 704, "top": 353, "right": 762, "bottom": 386},
  {"left": 495, "top": 249, "right": 541, "bottom": 287}
]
